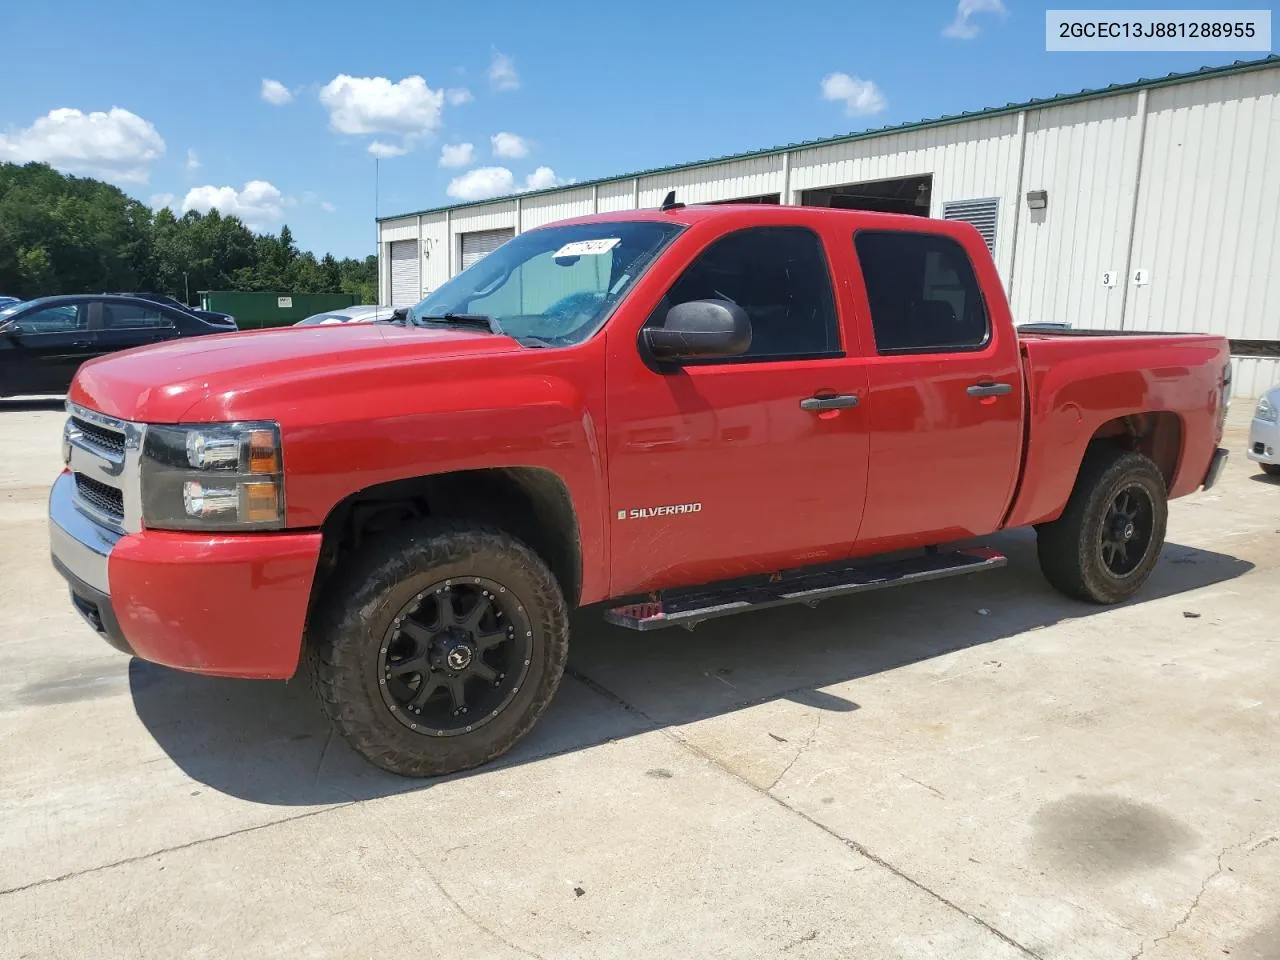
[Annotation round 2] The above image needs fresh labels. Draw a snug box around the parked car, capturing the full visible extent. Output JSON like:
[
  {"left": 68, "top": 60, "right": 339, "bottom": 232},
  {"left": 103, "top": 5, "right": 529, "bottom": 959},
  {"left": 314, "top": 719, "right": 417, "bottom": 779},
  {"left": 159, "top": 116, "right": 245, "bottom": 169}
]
[
  {"left": 1248, "top": 385, "right": 1280, "bottom": 476},
  {"left": 0, "top": 294, "right": 238, "bottom": 397},
  {"left": 294, "top": 305, "right": 395, "bottom": 326},
  {"left": 109, "top": 292, "right": 237, "bottom": 328},
  {"left": 49, "top": 204, "right": 1231, "bottom": 777}
]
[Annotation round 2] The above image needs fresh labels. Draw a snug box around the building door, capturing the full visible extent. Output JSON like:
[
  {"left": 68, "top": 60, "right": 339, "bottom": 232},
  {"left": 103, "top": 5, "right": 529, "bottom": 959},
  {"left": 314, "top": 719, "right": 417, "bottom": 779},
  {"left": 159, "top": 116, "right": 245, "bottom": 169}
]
[
  {"left": 389, "top": 240, "right": 420, "bottom": 306},
  {"left": 459, "top": 229, "right": 514, "bottom": 272}
]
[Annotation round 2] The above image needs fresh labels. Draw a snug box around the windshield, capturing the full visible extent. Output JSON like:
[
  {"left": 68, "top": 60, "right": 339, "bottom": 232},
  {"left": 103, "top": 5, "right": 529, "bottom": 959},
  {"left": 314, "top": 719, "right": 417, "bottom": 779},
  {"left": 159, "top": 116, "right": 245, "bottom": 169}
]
[{"left": 409, "top": 220, "right": 682, "bottom": 346}]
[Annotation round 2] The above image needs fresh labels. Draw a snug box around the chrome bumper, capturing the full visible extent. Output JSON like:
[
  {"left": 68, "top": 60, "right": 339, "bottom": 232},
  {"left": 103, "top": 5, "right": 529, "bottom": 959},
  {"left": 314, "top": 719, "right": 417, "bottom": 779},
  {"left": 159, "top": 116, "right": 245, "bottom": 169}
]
[{"left": 48, "top": 471, "right": 120, "bottom": 596}]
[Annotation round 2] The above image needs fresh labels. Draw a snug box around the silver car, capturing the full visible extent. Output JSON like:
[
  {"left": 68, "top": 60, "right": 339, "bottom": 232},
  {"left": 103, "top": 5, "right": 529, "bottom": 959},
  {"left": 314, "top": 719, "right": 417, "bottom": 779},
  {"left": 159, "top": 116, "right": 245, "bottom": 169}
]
[
  {"left": 294, "top": 305, "right": 396, "bottom": 326},
  {"left": 1248, "top": 385, "right": 1280, "bottom": 477}
]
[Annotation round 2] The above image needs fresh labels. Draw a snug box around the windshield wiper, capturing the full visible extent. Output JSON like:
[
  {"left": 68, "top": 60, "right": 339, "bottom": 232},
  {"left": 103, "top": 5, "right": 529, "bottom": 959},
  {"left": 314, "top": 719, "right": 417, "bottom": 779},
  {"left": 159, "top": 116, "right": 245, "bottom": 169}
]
[{"left": 416, "top": 312, "right": 504, "bottom": 335}]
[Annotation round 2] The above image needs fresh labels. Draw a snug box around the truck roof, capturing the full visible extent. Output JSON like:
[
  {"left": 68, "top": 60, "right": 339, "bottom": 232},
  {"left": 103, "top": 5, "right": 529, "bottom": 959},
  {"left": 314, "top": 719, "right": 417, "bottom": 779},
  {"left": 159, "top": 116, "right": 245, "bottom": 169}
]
[{"left": 548, "top": 203, "right": 980, "bottom": 239}]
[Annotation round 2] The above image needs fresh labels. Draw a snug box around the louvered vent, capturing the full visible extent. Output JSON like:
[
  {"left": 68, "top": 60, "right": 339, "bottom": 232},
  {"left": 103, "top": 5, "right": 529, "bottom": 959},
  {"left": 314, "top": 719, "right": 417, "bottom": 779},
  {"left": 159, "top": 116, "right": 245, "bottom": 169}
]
[{"left": 942, "top": 198, "right": 999, "bottom": 255}]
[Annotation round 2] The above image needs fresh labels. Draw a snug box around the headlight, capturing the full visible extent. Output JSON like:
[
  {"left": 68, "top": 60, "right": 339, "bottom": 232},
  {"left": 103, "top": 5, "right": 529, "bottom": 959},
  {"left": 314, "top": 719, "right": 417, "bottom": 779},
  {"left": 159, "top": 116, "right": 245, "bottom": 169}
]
[
  {"left": 140, "top": 422, "right": 284, "bottom": 530},
  {"left": 1257, "top": 396, "right": 1279, "bottom": 423}
]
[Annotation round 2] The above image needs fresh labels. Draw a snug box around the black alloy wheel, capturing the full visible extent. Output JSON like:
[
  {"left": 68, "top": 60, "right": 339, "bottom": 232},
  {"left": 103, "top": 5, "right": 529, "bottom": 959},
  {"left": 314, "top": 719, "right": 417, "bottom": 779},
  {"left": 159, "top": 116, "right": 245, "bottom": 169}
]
[
  {"left": 1097, "top": 484, "right": 1155, "bottom": 578},
  {"left": 378, "top": 578, "right": 532, "bottom": 737}
]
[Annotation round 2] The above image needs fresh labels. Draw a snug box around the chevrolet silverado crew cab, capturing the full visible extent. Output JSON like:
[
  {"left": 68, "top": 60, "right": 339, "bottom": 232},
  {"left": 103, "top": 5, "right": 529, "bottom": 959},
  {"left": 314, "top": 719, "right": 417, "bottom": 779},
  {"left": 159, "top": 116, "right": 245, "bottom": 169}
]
[{"left": 49, "top": 203, "right": 1232, "bottom": 777}]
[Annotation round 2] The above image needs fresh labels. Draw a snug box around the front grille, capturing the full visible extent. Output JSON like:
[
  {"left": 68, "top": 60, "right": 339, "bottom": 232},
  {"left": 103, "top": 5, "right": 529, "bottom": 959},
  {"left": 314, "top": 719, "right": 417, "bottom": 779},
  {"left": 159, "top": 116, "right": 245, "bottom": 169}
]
[
  {"left": 72, "top": 417, "right": 125, "bottom": 458},
  {"left": 74, "top": 474, "right": 125, "bottom": 523},
  {"left": 1257, "top": 442, "right": 1267, "bottom": 455}
]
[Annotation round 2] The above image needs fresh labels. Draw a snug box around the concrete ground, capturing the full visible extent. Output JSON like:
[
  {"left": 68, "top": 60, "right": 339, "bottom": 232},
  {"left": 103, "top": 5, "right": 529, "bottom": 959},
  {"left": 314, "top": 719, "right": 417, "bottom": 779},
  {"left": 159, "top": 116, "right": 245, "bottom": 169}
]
[{"left": 1, "top": 399, "right": 1277, "bottom": 960}]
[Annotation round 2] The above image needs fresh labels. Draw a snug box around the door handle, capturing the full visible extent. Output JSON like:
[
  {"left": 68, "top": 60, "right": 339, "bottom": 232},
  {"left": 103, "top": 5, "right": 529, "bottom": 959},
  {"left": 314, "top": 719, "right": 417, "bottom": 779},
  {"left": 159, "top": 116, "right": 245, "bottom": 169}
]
[
  {"left": 966, "top": 382, "right": 1012, "bottom": 398},
  {"left": 71, "top": 341, "right": 93, "bottom": 350},
  {"left": 800, "top": 394, "right": 859, "bottom": 412}
]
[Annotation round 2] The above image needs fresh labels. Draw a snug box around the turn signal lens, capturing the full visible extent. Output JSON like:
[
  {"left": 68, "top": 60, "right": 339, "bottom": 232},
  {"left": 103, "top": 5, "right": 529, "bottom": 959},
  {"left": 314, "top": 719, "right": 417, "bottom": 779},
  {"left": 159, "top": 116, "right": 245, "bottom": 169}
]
[
  {"left": 247, "top": 430, "right": 279, "bottom": 473},
  {"left": 242, "top": 480, "right": 282, "bottom": 523}
]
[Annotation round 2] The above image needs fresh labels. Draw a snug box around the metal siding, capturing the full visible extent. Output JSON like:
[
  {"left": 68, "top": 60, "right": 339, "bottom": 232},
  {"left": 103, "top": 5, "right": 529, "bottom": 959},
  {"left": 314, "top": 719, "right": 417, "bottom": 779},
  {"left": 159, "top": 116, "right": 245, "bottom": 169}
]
[
  {"left": 597, "top": 181, "right": 634, "bottom": 212},
  {"left": 790, "top": 114, "right": 1022, "bottom": 276},
  {"left": 379, "top": 218, "right": 419, "bottom": 242},
  {"left": 1126, "top": 70, "right": 1280, "bottom": 340},
  {"left": 451, "top": 203, "right": 518, "bottom": 235},
  {"left": 389, "top": 240, "right": 420, "bottom": 306},
  {"left": 420, "top": 214, "right": 450, "bottom": 293},
  {"left": 520, "top": 187, "right": 596, "bottom": 230},
  {"left": 1007, "top": 93, "right": 1144, "bottom": 329},
  {"left": 1231, "top": 357, "right": 1280, "bottom": 400},
  {"left": 637, "top": 155, "right": 784, "bottom": 207}
]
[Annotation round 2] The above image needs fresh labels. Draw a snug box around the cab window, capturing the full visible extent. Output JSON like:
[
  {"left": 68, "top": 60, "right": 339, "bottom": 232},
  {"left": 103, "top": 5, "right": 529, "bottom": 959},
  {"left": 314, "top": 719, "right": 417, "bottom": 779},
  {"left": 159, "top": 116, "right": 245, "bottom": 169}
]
[
  {"left": 648, "top": 226, "right": 840, "bottom": 361},
  {"left": 854, "top": 231, "right": 989, "bottom": 353}
]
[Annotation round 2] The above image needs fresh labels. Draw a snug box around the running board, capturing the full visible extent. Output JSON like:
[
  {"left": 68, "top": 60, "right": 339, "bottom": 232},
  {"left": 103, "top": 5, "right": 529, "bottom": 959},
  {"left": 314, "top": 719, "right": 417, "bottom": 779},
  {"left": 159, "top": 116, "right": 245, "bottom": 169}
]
[{"left": 604, "top": 547, "right": 1007, "bottom": 631}]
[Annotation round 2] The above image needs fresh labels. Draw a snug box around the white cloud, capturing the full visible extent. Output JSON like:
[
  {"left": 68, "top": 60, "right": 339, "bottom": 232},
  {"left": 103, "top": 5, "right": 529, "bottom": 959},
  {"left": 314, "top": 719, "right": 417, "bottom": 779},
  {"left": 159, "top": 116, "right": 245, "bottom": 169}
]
[
  {"left": 490, "top": 131, "right": 528, "bottom": 159},
  {"left": 0, "top": 107, "right": 164, "bottom": 184},
  {"left": 320, "top": 201, "right": 337, "bottom": 213},
  {"left": 261, "top": 78, "right": 294, "bottom": 105},
  {"left": 149, "top": 193, "right": 176, "bottom": 211},
  {"left": 447, "top": 166, "right": 515, "bottom": 201},
  {"left": 488, "top": 51, "right": 519, "bottom": 92},
  {"left": 943, "top": 0, "right": 1006, "bottom": 38},
  {"left": 820, "top": 72, "right": 887, "bottom": 116},
  {"left": 368, "top": 141, "right": 408, "bottom": 159},
  {"left": 319, "top": 74, "right": 444, "bottom": 136},
  {"left": 185, "top": 148, "right": 200, "bottom": 170},
  {"left": 446, "top": 87, "right": 474, "bottom": 105},
  {"left": 439, "top": 142, "right": 475, "bottom": 167},
  {"left": 182, "top": 180, "right": 285, "bottom": 228},
  {"left": 523, "top": 166, "right": 565, "bottom": 191}
]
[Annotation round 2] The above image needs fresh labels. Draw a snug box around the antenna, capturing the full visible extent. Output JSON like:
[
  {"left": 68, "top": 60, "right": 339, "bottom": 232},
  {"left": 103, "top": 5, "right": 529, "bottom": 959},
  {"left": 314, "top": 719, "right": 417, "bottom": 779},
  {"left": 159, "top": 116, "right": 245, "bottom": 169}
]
[{"left": 660, "top": 190, "right": 684, "bottom": 212}]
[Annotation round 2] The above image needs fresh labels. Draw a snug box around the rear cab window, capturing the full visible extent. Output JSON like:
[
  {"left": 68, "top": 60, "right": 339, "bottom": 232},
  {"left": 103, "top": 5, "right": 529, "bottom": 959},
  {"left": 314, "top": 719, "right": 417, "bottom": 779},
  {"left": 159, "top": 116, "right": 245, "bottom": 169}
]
[{"left": 853, "top": 231, "right": 989, "bottom": 354}]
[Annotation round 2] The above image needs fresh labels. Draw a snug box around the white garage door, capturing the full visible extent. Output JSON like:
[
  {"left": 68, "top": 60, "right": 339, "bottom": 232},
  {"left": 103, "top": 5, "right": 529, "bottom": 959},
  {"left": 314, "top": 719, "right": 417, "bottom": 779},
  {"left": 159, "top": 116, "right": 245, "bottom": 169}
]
[
  {"left": 460, "top": 229, "right": 514, "bottom": 271},
  {"left": 389, "top": 240, "right": 420, "bottom": 306}
]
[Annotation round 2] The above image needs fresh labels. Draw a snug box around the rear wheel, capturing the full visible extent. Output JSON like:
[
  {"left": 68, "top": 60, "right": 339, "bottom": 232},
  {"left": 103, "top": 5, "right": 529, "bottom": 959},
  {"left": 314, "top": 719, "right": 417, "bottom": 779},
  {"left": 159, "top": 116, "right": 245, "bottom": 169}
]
[
  {"left": 1036, "top": 448, "right": 1168, "bottom": 604},
  {"left": 307, "top": 520, "right": 568, "bottom": 777},
  {"left": 1262, "top": 463, "right": 1280, "bottom": 477}
]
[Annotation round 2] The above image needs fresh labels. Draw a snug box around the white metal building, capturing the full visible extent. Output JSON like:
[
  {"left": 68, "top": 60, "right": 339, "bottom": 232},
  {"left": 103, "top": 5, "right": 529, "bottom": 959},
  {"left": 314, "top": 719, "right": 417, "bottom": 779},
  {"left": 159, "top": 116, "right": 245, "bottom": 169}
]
[{"left": 377, "top": 56, "right": 1280, "bottom": 396}]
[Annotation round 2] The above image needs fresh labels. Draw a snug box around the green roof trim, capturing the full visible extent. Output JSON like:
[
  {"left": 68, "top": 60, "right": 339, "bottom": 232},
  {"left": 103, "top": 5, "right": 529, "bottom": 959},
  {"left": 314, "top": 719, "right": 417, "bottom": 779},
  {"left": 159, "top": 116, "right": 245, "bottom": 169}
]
[{"left": 379, "top": 55, "right": 1279, "bottom": 223}]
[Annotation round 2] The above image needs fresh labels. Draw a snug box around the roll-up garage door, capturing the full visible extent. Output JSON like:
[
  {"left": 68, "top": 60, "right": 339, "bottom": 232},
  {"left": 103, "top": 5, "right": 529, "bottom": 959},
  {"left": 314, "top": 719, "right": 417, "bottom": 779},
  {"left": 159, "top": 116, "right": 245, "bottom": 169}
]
[
  {"left": 460, "top": 228, "right": 514, "bottom": 271},
  {"left": 389, "top": 240, "right": 420, "bottom": 305}
]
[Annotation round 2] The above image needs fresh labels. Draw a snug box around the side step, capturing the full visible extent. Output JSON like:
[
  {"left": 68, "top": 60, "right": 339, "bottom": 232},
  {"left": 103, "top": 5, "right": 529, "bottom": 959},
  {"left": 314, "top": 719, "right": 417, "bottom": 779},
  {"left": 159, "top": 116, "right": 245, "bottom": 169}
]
[{"left": 604, "top": 547, "right": 1006, "bottom": 631}]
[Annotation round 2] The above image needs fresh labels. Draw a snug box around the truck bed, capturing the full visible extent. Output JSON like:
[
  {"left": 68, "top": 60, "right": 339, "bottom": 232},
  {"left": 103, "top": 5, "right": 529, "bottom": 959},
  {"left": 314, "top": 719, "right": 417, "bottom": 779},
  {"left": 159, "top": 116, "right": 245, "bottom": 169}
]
[{"left": 1004, "top": 329, "right": 1230, "bottom": 529}]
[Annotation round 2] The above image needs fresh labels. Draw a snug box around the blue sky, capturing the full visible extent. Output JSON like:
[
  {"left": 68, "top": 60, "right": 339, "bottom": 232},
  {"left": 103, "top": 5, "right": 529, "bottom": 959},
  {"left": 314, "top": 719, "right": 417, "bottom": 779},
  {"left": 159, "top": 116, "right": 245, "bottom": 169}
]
[{"left": 0, "top": 0, "right": 1268, "bottom": 259}]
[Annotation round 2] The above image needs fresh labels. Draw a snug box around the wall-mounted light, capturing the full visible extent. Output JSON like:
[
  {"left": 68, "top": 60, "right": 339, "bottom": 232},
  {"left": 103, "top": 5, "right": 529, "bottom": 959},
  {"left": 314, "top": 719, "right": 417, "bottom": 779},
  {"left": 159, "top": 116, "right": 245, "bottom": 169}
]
[{"left": 1026, "top": 189, "right": 1048, "bottom": 210}]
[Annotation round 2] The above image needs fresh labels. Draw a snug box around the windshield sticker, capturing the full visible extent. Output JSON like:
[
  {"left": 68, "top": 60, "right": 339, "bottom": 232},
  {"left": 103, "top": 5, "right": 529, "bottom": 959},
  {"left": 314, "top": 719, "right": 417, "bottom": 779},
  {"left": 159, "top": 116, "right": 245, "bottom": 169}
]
[{"left": 554, "top": 238, "right": 620, "bottom": 259}]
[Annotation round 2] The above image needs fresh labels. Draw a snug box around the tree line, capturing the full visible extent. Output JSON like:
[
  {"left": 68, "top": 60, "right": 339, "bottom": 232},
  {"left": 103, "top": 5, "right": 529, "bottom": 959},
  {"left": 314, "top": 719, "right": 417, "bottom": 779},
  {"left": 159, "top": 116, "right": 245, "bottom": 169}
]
[{"left": 0, "top": 162, "right": 377, "bottom": 303}]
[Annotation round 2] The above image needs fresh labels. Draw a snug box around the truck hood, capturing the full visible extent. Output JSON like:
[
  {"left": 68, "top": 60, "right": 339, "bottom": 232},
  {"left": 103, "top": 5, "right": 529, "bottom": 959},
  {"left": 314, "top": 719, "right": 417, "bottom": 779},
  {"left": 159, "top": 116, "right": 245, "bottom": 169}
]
[{"left": 69, "top": 323, "right": 523, "bottom": 423}]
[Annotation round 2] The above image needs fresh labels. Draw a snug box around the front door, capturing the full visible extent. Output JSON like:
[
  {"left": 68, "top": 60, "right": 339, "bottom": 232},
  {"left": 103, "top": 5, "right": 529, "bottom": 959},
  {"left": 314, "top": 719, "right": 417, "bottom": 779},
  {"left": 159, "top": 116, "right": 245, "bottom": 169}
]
[
  {"left": 1, "top": 302, "right": 94, "bottom": 395},
  {"left": 605, "top": 224, "right": 870, "bottom": 597},
  {"left": 848, "top": 228, "right": 1024, "bottom": 554}
]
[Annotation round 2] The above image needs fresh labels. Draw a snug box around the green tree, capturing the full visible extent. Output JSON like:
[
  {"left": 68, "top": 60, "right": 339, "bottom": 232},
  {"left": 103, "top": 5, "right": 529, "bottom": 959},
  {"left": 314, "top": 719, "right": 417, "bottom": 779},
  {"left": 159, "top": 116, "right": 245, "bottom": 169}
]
[{"left": 0, "top": 162, "right": 373, "bottom": 302}]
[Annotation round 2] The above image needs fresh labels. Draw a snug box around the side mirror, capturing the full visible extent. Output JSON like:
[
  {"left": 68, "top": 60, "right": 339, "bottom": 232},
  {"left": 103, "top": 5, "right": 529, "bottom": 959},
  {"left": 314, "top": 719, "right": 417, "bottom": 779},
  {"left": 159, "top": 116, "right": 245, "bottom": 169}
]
[
  {"left": 643, "top": 299, "right": 751, "bottom": 362},
  {"left": 390, "top": 307, "right": 409, "bottom": 323}
]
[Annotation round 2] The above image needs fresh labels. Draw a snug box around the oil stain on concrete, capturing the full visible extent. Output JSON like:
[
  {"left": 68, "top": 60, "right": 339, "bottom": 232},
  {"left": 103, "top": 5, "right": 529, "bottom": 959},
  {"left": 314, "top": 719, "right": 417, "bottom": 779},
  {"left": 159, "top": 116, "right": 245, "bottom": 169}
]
[{"left": 1030, "top": 793, "right": 1197, "bottom": 877}]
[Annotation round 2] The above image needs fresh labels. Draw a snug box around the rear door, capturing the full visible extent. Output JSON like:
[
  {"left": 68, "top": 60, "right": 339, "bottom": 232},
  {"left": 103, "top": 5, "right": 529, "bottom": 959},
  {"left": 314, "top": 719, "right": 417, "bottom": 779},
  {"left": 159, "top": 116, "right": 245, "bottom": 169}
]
[
  {"left": 0, "top": 302, "right": 93, "bottom": 394},
  {"left": 605, "top": 222, "right": 870, "bottom": 596},
  {"left": 97, "top": 300, "right": 183, "bottom": 354},
  {"left": 848, "top": 227, "right": 1024, "bottom": 553}
]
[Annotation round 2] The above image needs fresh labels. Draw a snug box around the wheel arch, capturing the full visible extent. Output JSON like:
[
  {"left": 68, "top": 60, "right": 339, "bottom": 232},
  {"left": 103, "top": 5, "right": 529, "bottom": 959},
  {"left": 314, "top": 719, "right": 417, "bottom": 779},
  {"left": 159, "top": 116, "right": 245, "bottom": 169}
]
[{"left": 312, "top": 466, "right": 583, "bottom": 613}]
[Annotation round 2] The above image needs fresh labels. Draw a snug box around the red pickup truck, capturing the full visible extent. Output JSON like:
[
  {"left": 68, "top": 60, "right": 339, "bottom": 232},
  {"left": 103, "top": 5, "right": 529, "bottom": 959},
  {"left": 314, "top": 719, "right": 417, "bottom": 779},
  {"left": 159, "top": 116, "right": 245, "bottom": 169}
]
[{"left": 50, "top": 203, "right": 1231, "bottom": 776}]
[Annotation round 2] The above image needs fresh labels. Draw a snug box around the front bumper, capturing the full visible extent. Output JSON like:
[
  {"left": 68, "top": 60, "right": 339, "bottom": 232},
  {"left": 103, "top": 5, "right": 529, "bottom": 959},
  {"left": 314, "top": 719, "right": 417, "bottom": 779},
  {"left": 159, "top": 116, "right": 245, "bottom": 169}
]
[
  {"left": 1247, "top": 415, "right": 1280, "bottom": 465},
  {"left": 49, "top": 471, "right": 323, "bottom": 679}
]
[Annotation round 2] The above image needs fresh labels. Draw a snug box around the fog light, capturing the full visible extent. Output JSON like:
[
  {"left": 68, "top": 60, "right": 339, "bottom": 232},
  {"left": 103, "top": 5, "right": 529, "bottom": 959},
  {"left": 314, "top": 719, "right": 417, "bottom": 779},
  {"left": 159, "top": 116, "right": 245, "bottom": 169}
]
[{"left": 183, "top": 481, "right": 238, "bottom": 519}]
